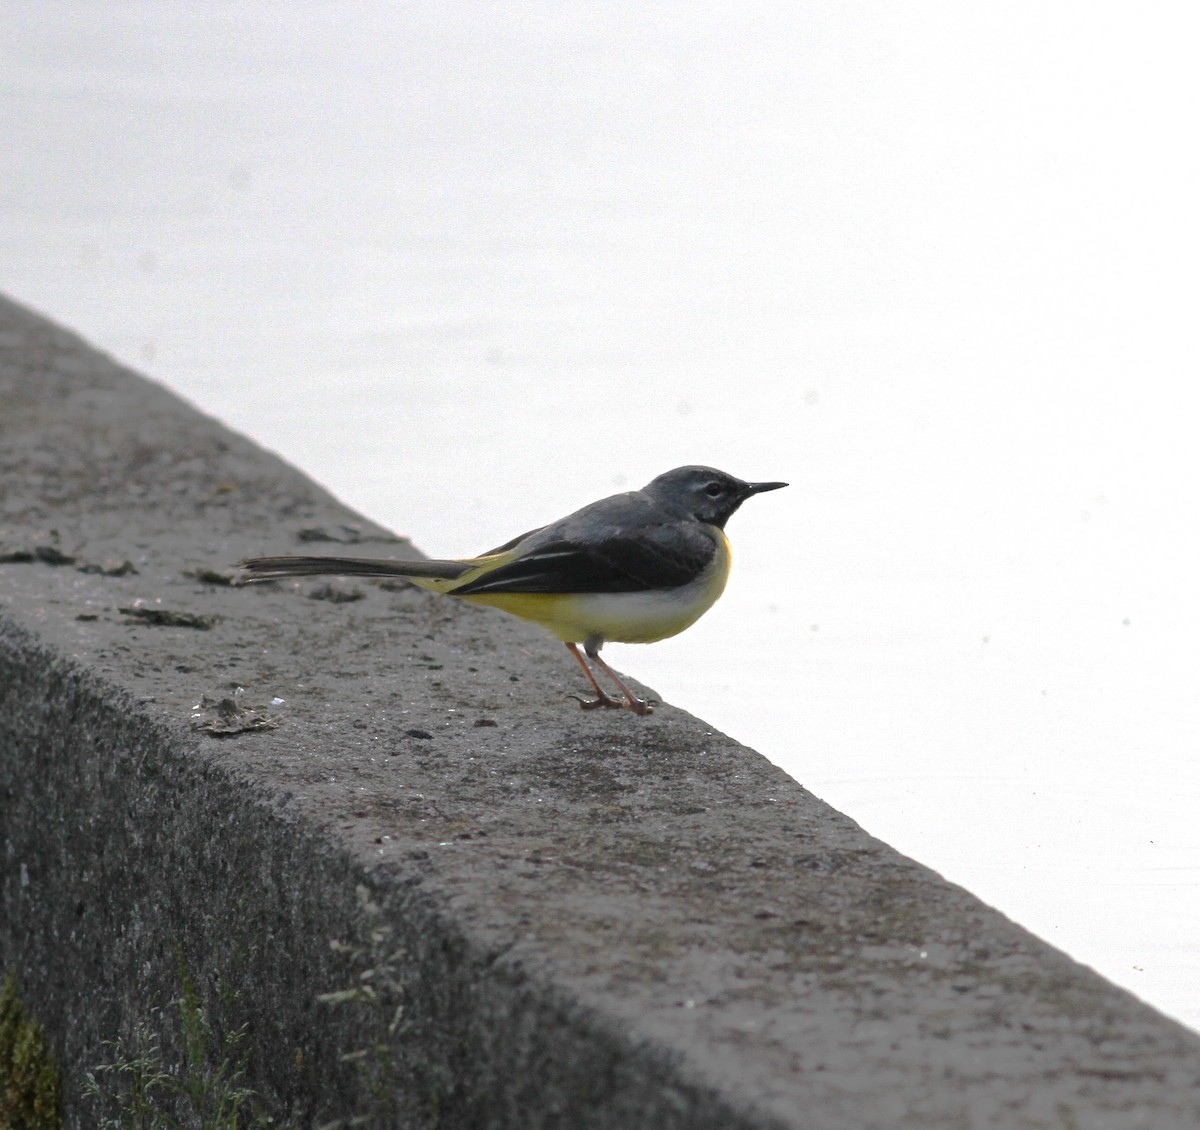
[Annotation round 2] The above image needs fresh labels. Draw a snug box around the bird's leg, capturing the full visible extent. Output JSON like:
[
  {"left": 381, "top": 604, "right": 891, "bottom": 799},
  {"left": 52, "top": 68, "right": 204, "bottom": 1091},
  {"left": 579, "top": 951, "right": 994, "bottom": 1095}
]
[
  {"left": 584, "top": 638, "right": 654, "bottom": 717},
  {"left": 566, "top": 642, "right": 625, "bottom": 710}
]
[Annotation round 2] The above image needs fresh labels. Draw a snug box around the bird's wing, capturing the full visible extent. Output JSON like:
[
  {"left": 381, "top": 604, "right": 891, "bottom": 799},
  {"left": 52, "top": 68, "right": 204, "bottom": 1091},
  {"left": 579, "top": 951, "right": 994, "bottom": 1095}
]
[
  {"left": 451, "top": 523, "right": 717, "bottom": 596},
  {"left": 480, "top": 525, "right": 546, "bottom": 556}
]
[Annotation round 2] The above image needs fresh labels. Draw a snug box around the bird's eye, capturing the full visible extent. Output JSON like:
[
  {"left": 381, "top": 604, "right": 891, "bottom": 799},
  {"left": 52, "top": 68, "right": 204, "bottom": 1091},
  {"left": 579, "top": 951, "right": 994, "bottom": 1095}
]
[{"left": 704, "top": 481, "right": 724, "bottom": 497}]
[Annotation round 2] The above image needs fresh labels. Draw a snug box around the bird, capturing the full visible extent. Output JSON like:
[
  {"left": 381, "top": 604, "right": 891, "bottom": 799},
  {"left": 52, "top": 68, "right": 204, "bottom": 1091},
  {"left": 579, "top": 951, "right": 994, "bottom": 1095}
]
[{"left": 237, "top": 465, "right": 787, "bottom": 716}]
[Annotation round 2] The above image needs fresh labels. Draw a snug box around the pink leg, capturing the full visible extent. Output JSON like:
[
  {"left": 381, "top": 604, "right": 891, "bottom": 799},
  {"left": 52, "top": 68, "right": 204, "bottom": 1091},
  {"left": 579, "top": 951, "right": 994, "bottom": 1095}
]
[
  {"left": 566, "top": 642, "right": 625, "bottom": 710},
  {"left": 587, "top": 647, "right": 653, "bottom": 716},
  {"left": 565, "top": 639, "right": 654, "bottom": 716}
]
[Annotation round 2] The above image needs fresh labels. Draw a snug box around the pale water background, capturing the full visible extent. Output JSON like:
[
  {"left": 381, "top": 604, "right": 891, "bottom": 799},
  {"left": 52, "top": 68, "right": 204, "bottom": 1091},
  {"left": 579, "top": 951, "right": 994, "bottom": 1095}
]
[{"left": 4, "top": 4, "right": 1199, "bottom": 1030}]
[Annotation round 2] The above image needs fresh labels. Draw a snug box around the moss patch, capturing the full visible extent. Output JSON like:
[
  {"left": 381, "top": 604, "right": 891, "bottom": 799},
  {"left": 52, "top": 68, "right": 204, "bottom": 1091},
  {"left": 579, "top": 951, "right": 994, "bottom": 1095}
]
[{"left": 0, "top": 973, "right": 63, "bottom": 1130}]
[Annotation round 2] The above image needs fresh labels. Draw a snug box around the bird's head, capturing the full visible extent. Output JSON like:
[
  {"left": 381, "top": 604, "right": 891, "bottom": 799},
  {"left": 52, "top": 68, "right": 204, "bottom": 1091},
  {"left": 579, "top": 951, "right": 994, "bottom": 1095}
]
[{"left": 643, "top": 466, "right": 788, "bottom": 528}]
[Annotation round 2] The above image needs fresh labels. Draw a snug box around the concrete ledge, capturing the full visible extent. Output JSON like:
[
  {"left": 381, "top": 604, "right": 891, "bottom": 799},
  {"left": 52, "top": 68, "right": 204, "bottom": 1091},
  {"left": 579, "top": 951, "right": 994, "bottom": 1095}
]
[{"left": 2, "top": 291, "right": 1199, "bottom": 1128}]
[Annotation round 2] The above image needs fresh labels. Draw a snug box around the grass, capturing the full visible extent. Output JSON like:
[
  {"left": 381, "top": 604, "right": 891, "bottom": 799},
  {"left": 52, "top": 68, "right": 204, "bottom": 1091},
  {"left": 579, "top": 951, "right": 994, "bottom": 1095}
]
[
  {"left": 316, "top": 886, "right": 410, "bottom": 1129},
  {"left": 82, "top": 959, "right": 277, "bottom": 1130},
  {"left": 5, "top": 886, "right": 410, "bottom": 1128}
]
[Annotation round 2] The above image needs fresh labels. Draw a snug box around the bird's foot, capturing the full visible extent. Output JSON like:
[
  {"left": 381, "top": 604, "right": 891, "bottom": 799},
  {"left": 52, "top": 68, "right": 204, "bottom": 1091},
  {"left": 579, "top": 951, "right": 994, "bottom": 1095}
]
[
  {"left": 571, "top": 692, "right": 654, "bottom": 716},
  {"left": 572, "top": 691, "right": 626, "bottom": 711}
]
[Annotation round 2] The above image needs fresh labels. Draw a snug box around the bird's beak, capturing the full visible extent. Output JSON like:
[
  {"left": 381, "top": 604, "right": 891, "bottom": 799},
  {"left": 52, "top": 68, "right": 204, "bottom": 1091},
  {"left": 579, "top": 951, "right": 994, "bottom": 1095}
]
[{"left": 744, "top": 480, "right": 788, "bottom": 496}]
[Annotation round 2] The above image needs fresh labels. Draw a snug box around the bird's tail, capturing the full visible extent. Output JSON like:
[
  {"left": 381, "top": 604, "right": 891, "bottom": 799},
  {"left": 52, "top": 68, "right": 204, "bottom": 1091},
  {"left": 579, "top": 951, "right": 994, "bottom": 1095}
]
[{"left": 236, "top": 554, "right": 471, "bottom": 586}]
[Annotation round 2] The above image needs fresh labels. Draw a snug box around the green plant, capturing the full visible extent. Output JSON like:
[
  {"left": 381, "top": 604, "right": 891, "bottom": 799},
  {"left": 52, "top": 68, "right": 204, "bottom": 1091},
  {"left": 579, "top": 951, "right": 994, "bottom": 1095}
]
[
  {"left": 83, "top": 960, "right": 275, "bottom": 1130},
  {"left": 0, "top": 972, "right": 63, "bottom": 1130},
  {"left": 316, "top": 886, "right": 408, "bottom": 1129},
  {"left": 82, "top": 1014, "right": 176, "bottom": 1130}
]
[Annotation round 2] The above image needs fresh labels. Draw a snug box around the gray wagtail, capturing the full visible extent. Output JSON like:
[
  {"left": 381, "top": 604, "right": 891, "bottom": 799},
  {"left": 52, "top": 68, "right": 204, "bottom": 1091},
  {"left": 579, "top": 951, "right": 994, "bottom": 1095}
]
[{"left": 237, "top": 466, "right": 786, "bottom": 716}]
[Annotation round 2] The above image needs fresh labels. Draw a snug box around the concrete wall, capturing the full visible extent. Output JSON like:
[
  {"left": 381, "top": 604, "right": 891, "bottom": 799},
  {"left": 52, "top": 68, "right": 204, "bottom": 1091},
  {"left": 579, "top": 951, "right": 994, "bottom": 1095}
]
[{"left": 2, "top": 291, "right": 1199, "bottom": 1127}]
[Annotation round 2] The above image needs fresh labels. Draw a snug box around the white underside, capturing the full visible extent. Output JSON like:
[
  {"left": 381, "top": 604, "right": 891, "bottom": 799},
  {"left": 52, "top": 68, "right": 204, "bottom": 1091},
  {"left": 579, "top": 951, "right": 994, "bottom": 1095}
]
[{"left": 554, "top": 572, "right": 726, "bottom": 643}]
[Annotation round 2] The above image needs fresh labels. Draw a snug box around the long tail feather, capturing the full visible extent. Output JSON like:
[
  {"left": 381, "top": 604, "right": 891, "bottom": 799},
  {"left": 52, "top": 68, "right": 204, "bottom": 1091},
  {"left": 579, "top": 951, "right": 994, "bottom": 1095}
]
[{"left": 236, "top": 555, "right": 470, "bottom": 583}]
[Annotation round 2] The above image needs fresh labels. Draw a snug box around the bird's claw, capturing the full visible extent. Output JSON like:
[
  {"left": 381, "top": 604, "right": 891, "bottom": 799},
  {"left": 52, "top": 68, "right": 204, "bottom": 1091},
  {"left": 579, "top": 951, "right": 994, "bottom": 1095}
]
[
  {"left": 571, "top": 692, "right": 655, "bottom": 716},
  {"left": 572, "top": 691, "right": 625, "bottom": 711}
]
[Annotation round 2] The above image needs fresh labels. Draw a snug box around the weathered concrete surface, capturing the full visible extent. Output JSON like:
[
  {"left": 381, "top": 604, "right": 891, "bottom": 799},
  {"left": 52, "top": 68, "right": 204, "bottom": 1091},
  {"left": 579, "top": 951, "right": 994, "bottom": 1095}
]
[{"left": 1, "top": 290, "right": 1198, "bottom": 1128}]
